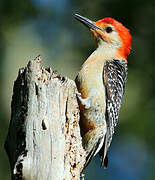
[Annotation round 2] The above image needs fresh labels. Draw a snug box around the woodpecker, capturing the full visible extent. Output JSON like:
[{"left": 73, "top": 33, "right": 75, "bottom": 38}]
[{"left": 74, "top": 14, "right": 132, "bottom": 168}]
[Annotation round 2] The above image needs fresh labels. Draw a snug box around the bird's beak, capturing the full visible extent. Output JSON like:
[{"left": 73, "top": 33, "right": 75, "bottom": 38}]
[{"left": 74, "top": 14, "right": 102, "bottom": 32}]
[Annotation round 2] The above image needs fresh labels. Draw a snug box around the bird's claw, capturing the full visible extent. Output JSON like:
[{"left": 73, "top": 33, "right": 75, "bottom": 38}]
[{"left": 76, "top": 91, "right": 91, "bottom": 109}]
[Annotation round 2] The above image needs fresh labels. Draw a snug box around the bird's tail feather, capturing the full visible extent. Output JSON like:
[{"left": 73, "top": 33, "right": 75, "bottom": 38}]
[{"left": 99, "top": 133, "right": 109, "bottom": 168}]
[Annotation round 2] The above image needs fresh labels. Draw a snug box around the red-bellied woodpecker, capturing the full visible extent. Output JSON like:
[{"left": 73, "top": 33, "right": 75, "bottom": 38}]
[{"left": 74, "top": 14, "right": 132, "bottom": 168}]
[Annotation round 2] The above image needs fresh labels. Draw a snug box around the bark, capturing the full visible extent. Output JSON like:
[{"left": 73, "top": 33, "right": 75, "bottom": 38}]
[{"left": 5, "top": 55, "right": 86, "bottom": 180}]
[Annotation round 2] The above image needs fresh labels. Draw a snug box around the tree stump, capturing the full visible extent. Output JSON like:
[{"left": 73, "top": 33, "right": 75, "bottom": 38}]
[{"left": 5, "top": 56, "right": 86, "bottom": 180}]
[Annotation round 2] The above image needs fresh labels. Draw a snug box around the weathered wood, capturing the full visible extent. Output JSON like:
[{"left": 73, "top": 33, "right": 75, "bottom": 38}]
[{"left": 5, "top": 55, "right": 86, "bottom": 180}]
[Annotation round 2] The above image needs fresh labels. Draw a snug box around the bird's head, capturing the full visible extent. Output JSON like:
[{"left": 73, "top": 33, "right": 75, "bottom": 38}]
[{"left": 74, "top": 14, "right": 132, "bottom": 60}]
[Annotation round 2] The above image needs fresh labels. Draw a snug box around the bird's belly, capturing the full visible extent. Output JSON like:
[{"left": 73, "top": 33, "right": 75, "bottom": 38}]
[
  {"left": 80, "top": 72, "right": 106, "bottom": 110},
  {"left": 78, "top": 73, "right": 106, "bottom": 134}
]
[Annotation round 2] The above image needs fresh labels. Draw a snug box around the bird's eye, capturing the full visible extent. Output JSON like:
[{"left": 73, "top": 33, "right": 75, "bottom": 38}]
[{"left": 105, "top": 26, "right": 113, "bottom": 33}]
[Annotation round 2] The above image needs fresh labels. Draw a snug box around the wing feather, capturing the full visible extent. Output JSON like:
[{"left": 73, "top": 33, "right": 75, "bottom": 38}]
[{"left": 99, "top": 59, "right": 128, "bottom": 167}]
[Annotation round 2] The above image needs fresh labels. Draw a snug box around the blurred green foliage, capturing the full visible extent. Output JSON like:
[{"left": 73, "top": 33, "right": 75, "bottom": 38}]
[{"left": 0, "top": 0, "right": 155, "bottom": 179}]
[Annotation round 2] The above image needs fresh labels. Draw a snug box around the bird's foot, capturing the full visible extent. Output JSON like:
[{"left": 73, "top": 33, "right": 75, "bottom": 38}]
[{"left": 76, "top": 92, "right": 91, "bottom": 109}]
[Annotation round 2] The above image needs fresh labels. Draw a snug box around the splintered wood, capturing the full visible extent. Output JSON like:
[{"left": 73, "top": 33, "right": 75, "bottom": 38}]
[{"left": 5, "top": 56, "right": 86, "bottom": 180}]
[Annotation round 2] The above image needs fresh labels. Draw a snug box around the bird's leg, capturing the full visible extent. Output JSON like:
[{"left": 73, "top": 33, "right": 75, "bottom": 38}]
[{"left": 76, "top": 92, "right": 91, "bottom": 109}]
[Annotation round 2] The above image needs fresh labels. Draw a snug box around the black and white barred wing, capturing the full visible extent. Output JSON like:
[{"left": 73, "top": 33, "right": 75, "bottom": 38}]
[{"left": 100, "top": 59, "right": 128, "bottom": 167}]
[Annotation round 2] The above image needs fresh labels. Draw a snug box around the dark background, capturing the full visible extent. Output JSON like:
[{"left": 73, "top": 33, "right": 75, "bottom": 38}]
[{"left": 0, "top": 0, "right": 155, "bottom": 179}]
